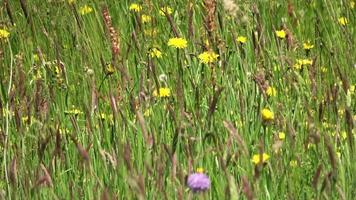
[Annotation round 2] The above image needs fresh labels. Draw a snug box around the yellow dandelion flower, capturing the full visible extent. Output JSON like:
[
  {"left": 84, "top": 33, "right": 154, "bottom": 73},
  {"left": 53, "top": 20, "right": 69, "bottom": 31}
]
[
  {"left": 236, "top": 36, "right": 247, "bottom": 44},
  {"left": 149, "top": 48, "right": 162, "bottom": 58},
  {"left": 196, "top": 167, "right": 204, "bottom": 173},
  {"left": 266, "top": 86, "right": 277, "bottom": 97},
  {"left": 141, "top": 14, "right": 152, "bottom": 23},
  {"left": 198, "top": 51, "right": 219, "bottom": 64},
  {"left": 0, "top": 28, "right": 10, "bottom": 39},
  {"left": 153, "top": 87, "right": 171, "bottom": 98},
  {"left": 278, "top": 132, "right": 286, "bottom": 140},
  {"left": 129, "top": 3, "right": 142, "bottom": 12},
  {"left": 167, "top": 37, "right": 188, "bottom": 49},
  {"left": 159, "top": 6, "right": 173, "bottom": 16},
  {"left": 261, "top": 108, "right": 274, "bottom": 121},
  {"left": 275, "top": 30, "right": 286, "bottom": 39},
  {"left": 79, "top": 5, "right": 93, "bottom": 15},
  {"left": 251, "top": 153, "right": 270, "bottom": 165},
  {"left": 338, "top": 17, "right": 348, "bottom": 26},
  {"left": 303, "top": 41, "right": 314, "bottom": 50}
]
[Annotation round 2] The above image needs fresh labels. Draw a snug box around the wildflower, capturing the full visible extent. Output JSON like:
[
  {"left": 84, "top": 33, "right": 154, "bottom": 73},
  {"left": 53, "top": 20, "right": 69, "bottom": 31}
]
[
  {"left": 0, "top": 28, "right": 10, "bottom": 39},
  {"left": 266, "top": 86, "right": 277, "bottom": 97},
  {"left": 289, "top": 160, "right": 298, "bottom": 167},
  {"left": 278, "top": 132, "right": 286, "bottom": 140},
  {"left": 153, "top": 87, "right": 171, "bottom": 98},
  {"left": 275, "top": 30, "right": 286, "bottom": 39},
  {"left": 187, "top": 172, "right": 210, "bottom": 192},
  {"left": 159, "top": 6, "right": 173, "bottom": 16},
  {"left": 167, "top": 37, "right": 188, "bottom": 49},
  {"left": 141, "top": 14, "right": 151, "bottom": 23},
  {"left": 144, "top": 28, "right": 158, "bottom": 37},
  {"left": 105, "top": 63, "right": 115, "bottom": 75},
  {"left": 144, "top": 108, "right": 152, "bottom": 117},
  {"left": 149, "top": 48, "right": 162, "bottom": 58},
  {"left": 251, "top": 153, "right": 270, "bottom": 165},
  {"left": 196, "top": 167, "right": 204, "bottom": 173},
  {"left": 338, "top": 17, "right": 348, "bottom": 26},
  {"left": 293, "top": 59, "right": 313, "bottom": 70},
  {"left": 129, "top": 3, "right": 142, "bottom": 12},
  {"left": 303, "top": 41, "right": 314, "bottom": 50},
  {"left": 64, "top": 107, "right": 83, "bottom": 116},
  {"left": 198, "top": 51, "right": 219, "bottom": 64},
  {"left": 79, "top": 5, "right": 93, "bottom": 15},
  {"left": 261, "top": 108, "right": 274, "bottom": 121},
  {"left": 236, "top": 36, "right": 247, "bottom": 44}
]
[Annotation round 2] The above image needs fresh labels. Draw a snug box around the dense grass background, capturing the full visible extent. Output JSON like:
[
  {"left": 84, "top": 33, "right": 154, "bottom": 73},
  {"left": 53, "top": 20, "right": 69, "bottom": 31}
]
[{"left": 0, "top": 0, "right": 355, "bottom": 199}]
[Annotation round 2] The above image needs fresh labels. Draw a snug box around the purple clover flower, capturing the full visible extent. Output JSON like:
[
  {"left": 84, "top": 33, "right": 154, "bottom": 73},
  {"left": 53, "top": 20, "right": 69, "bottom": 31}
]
[{"left": 187, "top": 173, "right": 211, "bottom": 192}]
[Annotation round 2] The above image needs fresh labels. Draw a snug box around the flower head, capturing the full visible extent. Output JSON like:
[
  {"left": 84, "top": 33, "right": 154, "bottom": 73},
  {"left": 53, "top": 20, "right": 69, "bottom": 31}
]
[
  {"left": 153, "top": 87, "right": 171, "bottom": 98},
  {"left": 236, "top": 36, "right": 247, "bottom": 44},
  {"left": 167, "top": 37, "right": 187, "bottom": 49},
  {"left": 251, "top": 153, "right": 270, "bottom": 165},
  {"left": 187, "top": 173, "right": 210, "bottom": 192},
  {"left": 141, "top": 14, "right": 151, "bottom": 23},
  {"left": 198, "top": 51, "right": 219, "bottom": 64},
  {"left": 149, "top": 48, "right": 162, "bottom": 58},
  {"left": 159, "top": 6, "right": 173, "bottom": 16},
  {"left": 266, "top": 86, "right": 277, "bottom": 97},
  {"left": 303, "top": 41, "right": 314, "bottom": 50},
  {"left": 338, "top": 17, "right": 348, "bottom": 26},
  {"left": 278, "top": 132, "right": 286, "bottom": 140},
  {"left": 79, "top": 5, "right": 93, "bottom": 15},
  {"left": 129, "top": 3, "right": 142, "bottom": 12},
  {"left": 0, "top": 28, "right": 10, "bottom": 39},
  {"left": 294, "top": 59, "right": 313, "bottom": 70},
  {"left": 261, "top": 108, "right": 274, "bottom": 121},
  {"left": 275, "top": 30, "right": 286, "bottom": 39}
]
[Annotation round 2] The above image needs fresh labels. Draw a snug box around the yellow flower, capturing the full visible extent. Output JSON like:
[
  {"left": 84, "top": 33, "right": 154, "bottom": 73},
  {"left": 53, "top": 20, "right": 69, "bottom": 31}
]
[
  {"left": 79, "top": 5, "right": 93, "bottom": 15},
  {"left": 198, "top": 51, "right": 219, "bottom": 64},
  {"left": 338, "top": 17, "right": 348, "bottom": 26},
  {"left": 149, "top": 48, "right": 162, "bottom": 58},
  {"left": 196, "top": 167, "right": 204, "bottom": 173},
  {"left": 303, "top": 41, "right": 314, "bottom": 50},
  {"left": 153, "top": 87, "right": 171, "bottom": 98},
  {"left": 144, "top": 28, "right": 158, "bottom": 37},
  {"left": 275, "top": 30, "right": 286, "bottom": 39},
  {"left": 266, "top": 86, "right": 277, "bottom": 97},
  {"left": 278, "top": 132, "right": 286, "bottom": 140},
  {"left": 159, "top": 6, "right": 173, "bottom": 16},
  {"left": 129, "top": 3, "right": 142, "bottom": 12},
  {"left": 289, "top": 160, "right": 298, "bottom": 167},
  {"left": 0, "top": 28, "right": 10, "bottom": 39},
  {"left": 167, "top": 37, "right": 188, "bottom": 49},
  {"left": 144, "top": 108, "right": 152, "bottom": 117},
  {"left": 294, "top": 59, "right": 313, "bottom": 70},
  {"left": 141, "top": 14, "right": 151, "bottom": 23},
  {"left": 236, "top": 36, "right": 247, "bottom": 44},
  {"left": 261, "top": 108, "right": 274, "bottom": 121},
  {"left": 251, "top": 153, "right": 270, "bottom": 165},
  {"left": 105, "top": 63, "right": 115, "bottom": 75},
  {"left": 64, "top": 107, "right": 83, "bottom": 116}
]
